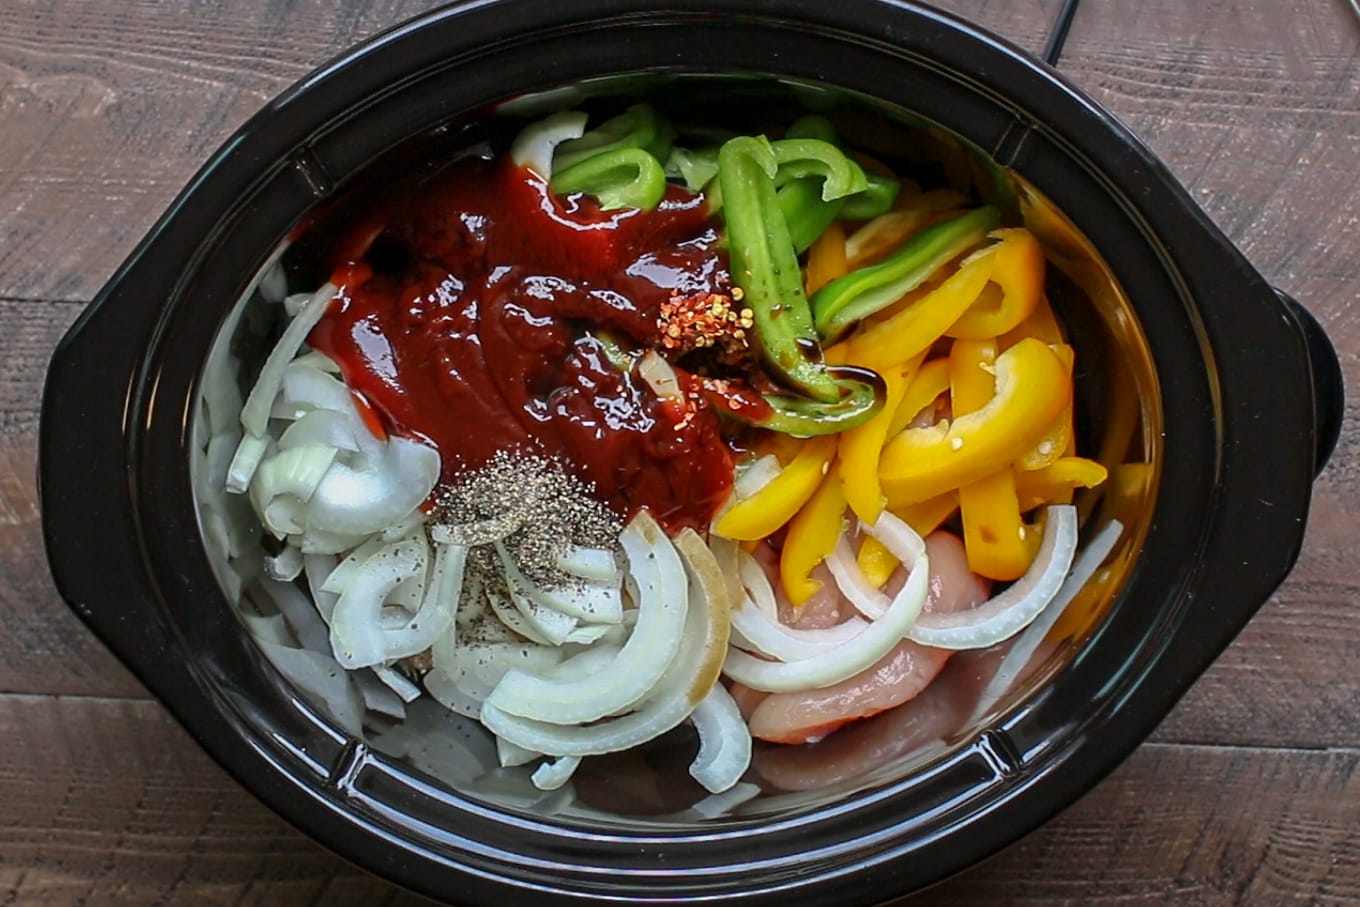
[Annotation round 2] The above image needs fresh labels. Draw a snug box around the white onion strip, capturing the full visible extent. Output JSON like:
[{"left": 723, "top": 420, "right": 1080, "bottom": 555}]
[
  {"left": 382, "top": 542, "right": 467, "bottom": 661},
  {"left": 969, "top": 519, "right": 1124, "bottom": 721},
  {"left": 531, "top": 755, "right": 581, "bottom": 791},
  {"left": 907, "top": 505, "right": 1078, "bottom": 650},
  {"left": 329, "top": 537, "right": 426, "bottom": 669},
  {"left": 509, "top": 110, "right": 588, "bottom": 179},
  {"left": 239, "top": 282, "right": 336, "bottom": 437},
  {"left": 556, "top": 546, "right": 620, "bottom": 583},
  {"left": 825, "top": 535, "right": 892, "bottom": 620},
  {"left": 486, "top": 511, "right": 687, "bottom": 725},
  {"left": 688, "top": 684, "right": 752, "bottom": 794},
  {"left": 729, "top": 552, "right": 867, "bottom": 661},
  {"left": 496, "top": 541, "right": 623, "bottom": 624},
  {"left": 480, "top": 527, "right": 728, "bottom": 757},
  {"left": 721, "top": 513, "right": 929, "bottom": 693},
  {"left": 306, "top": 436, "right": 440, "bottom": 537}
]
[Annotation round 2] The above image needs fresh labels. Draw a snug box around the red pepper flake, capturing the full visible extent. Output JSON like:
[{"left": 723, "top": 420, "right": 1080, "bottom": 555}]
[{"left": 657, "top": 291, "right": 755, "bottom": 360}]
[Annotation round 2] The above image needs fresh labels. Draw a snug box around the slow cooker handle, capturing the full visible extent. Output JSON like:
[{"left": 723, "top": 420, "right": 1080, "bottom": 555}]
[{"left": 1276, "top": 289, "right": 1344, "bottom": 477}]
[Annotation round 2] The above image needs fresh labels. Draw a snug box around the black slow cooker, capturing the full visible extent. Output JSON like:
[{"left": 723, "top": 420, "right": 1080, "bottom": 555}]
[{"left": 40, "top": 1, "right": 1343, "bottom": 904}]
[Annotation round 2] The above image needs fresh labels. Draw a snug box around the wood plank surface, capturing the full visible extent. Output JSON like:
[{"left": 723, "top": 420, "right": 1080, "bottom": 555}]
[
  {"left": 1, "top": 0, "right": 1357, "bottom": 904},
  {"left": 4, "top": 696, "right": 1358, "bottom": 907}
]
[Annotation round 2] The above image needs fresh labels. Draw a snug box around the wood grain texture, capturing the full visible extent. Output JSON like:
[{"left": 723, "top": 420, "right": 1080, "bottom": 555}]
[
  {"left": 0, "top": 0, "right": 1062, "bottom": 305},
  {"left": 0, "top": 298, "right": 146, "bottom": 699},
  {"left": 2, "top": 0, "right": 1357, "bottom": 904},
  {"left": 1058, "top": 0, "right": 1360, "bottom": 751},
  {"left": 3, "top": 696, "right": 1358, "bottom": 907}
]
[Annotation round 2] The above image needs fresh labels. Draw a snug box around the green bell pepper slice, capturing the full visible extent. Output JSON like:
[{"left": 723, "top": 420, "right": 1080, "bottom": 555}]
[
  {"left": 717, "top": 135, "right": 840, "bottom": 403},
  {"left": 550, "top": 147, "right": 668, "bottom": 211},
  {"left": 553, "top": 103, "right": 673, "bottom": 173},
  {"left": 811, "top": 205, "right": 1001, "bottom": 341},
  {"left": 701, "top": 366, "right": 886, "bottom": 436}
]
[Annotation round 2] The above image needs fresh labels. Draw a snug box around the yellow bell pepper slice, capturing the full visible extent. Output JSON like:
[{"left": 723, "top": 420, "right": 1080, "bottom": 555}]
[
  {"left": 1013, "top": 457, "right": 1109, "bottom": 510},
  {"left": 959, "top": 470, "right": 1031, "bottom": 580},
  {"left": 950, "top": 338, "right": 1030, "bottom": 580},
  {"left": 1000, "top": 293, "right": 1066, "bottom": 348},
  {"left": 847, "top": 252, "right": 994, "bottom": 373},
  {"left": 1017, "top": 343, "right": 1075, "bottom": 470},
  {"left": 805, "top": 220, "right": 848, "bottom": 295},
  {"left": 845, "top": 188, "right": 971, "bottom": 269},
  {"left": 856, "top": 536, "right": 899, "bottom": 589},
  {"left": 880, "top": 338, "right": 1071, "bottom": 506},
  {"left": 946, "top": 228, "right": 1045, "bottom": 340},
  {"left": 887, "top": 356, "right": 951, "bottom": 437},
  {"left": 856, "top": 491, "right": 959, "bottom": 587},
  {"left": 781, "top": 467, "right": 848, "bottom": 606},
  {"left": 753, "top": 429, "right": 805, "bottom": 467},
  {"left": 838, "top": 353, "right": 924, "bottom": 523},
  {"left": 715, "top": 436, "right": 837, "bottom": 541}
]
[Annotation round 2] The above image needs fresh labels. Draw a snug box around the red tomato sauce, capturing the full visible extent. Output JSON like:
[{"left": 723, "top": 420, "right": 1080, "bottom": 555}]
[{"left": 306, "top": 154, "right": 735, "bottom": 531}]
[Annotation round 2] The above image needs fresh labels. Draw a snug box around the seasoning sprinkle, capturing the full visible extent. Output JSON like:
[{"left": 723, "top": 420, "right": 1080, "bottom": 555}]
[{"left": 432, "top": 451, "right": 621, "bottom": 589}]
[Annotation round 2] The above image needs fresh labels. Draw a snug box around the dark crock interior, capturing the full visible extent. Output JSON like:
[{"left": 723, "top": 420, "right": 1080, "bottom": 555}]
[{"left": 40, "top": 2, "right": 1339, "bottom": 904}]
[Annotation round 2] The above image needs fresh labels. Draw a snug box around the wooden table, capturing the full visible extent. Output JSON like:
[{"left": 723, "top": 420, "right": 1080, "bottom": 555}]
[{"left": 2, "top": 1, "right": 1357, "bottom": 904}]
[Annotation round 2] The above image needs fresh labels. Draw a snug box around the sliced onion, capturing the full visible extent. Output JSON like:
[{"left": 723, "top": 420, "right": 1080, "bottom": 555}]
[
  {"left": 264, "top": 544, "right": 304, "bottom": 582},
  {"left": 688, "top": 684, "right": 752, "bottom": 794},
  {"left": 690, "top": 782, "right": 761, "bottom": 819},
  {"left": 730, "top": 552, "right": 867, "bottom": 661},
  {"left": 250, "top": 443, "right": 338, "bottom": 514},
  {"left": 722, "top": 515, "right": 930, "bottom": 693},
  {"left": 496, "top": 541, "right": 622, "bottom": 624},
  {"left": 273, "top": 363, "right": 353, "bottom": 419},
  {"left": 240, "top": 612, "right": 293, "bottom": 647},
  {"left": 380, "top": 511, "right": 427, "bottom": 542},
  {"left": 734, "top": 455, "right": 781, "bottom": 500},
  {"left": 225, "top": 434, "right": 270, "bottom": 493},
  {"left": 707, "top": 534, "right": 747, "bottom": 616},
  {"left": 485, "top": 582, "right": 573, "bottom": 646},
  {"left": 240, "top": 282, "right": 337, "bottom": 437},
  {"left": 556, "top": 546, "right": 620, "bottom": 583},
  {"left": 497, "top": 737, "right": 541, "bottom": 768},
  {"left": 638, "top": 350, "right": 683, "bottom": 401},
  {"left": 500, "top": 577, "right": 580, "bottom": 645},
  {"left": 205, "top": 432, "right": 238, "bottom": 492},
  {"left": 261, "top": 494, "right": 305, "bottom": 538},
  {"left": 970, "top": 519, "right": 1123, "bottom": 719},
  {"left": 279, "top": 409, "right": 362, "bottom": 452},
  {"left": 306, "top": 436, "right": 440, "bottom": 537},
  {"left": 329, "top": 537, "right": 426, "bottom": 669},
  {"left": 486, "top": 511, "right": 689, "bottom": 725},
  {"left": 289, "top": 350, "right": 341, "bottom": 373},
  {"left": 303, "top": 553, "right": 340, "bottom": 624},
  {"left": 825, "top": 535, "right": 891, "bottom": 620},
  {"left": 357, "top": 670, "right": 409, "bottom": 719},
  {"left": 371, "top": 665, "right": 421, "bottom": 704},
  {"left": 382, "top": 543, "right": 467, "bottom": 661},
  {"left": 423, "top": 667, "right": 486, "bottom": 719},
  {"left": 449, "top": 640, "right": 564, "bottom": 701},
  {"left": 509, "top": 110, "right": 588, "bottom": 179},
  {"left": 549, "top": 644, "right": 624, "bottom": 681},
  {"left": 255, "top": 575, "right": 330, "bottom": 654},
  {"left": 562, "top": 623, "right": 615, "bottom": 646},
  {"left": 907, "top": 505, "right": 1078, "bottom": 650},
  {"left": 480, "top": 527, "right": 729, "bottom": 758},
  {"left": 322, "top": 536, "right": 389, "bottom": 594},
  {"left": 293, "top": 525, "right": 372, "bottom": 555},
  {"left": 257, "top": 247, "right": 290, "bottom": 303},
  {"left": 256, "top": 640, "right": 363, "bottom": 736},
  {"left": 531, "top": 755, "right": 581, "bottom": 791},
  {"left": 283, "top": 290, "right": 313, "bottom": 317}
]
